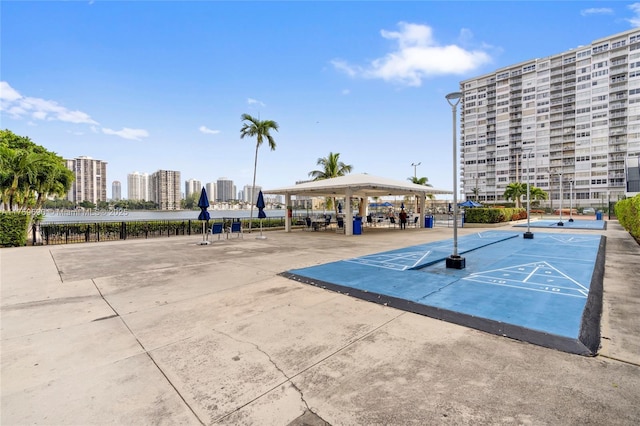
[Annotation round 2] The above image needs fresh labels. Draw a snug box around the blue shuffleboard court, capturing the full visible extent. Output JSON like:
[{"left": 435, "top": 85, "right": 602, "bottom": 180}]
[
  {"left": 282, "top": 231, "right": 605, "bottom": 355},
  {"left": 514, "top": 219, "right": 606, "bottom": 230}
]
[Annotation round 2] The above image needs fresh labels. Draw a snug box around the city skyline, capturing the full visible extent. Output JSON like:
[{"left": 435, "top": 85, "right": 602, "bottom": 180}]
[{"left": 3, "top": 2, "right": 640, "bottom": 199}]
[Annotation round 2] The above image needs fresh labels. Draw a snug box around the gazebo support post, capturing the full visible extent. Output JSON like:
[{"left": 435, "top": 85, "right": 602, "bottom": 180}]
[
  {"left": 345, "top": 188, "right": 353, "bottom": 236},
  {"left": 285, "top": 194, "right": 291, "bottom": 232}
]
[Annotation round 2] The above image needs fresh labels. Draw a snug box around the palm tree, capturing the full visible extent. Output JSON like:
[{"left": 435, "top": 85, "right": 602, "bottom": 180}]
[
  {"left": 472, "top": 187, "right": 480, "bottom": 201},
  {"left": 503, "top": 182, "right": 528, "bottom": 208},
  {"left": 240, "top": 113, "right": 279, "bottom": 231},
  {"left": 0, "top": 145, "right": 45, "bottom": 210},
  {"left": 308, "top": 152, "right": 353, "bottom": 215},
  {"left": 529, "top": 185, "right": 548, "bottom": 207},
  {"left": 32, "top": 154, "right": 74, "bottom": 209},
  {"left": 407, "top": 176, "right": 434, "bottom": 212}
]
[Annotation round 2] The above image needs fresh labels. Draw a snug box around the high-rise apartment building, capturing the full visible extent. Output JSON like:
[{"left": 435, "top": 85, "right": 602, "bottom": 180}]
[
  {"left": 112, "top": 181, "right": 121, "bottom": 201},
  {"left": 242, "top": 184, "right": 262, "bottom": 204},
  {"left": 216, "top": 178, "right": 235, "bottom": 202},
  {"left": 65, "top": 156, "right": 107, "bottom": 205},
  {"left": 205, "top": 182, "right": 217, "bottom": 203},
  {"left": 185, "top": 179, "right": 202, "bottom": 200},
  {"left": 459, "top": 28, "right": 640, "bottom": 209},
  {"left": 150, "top": 170, "right": 181, "bottom": 210},
  {"left": 127, "top": 172, "right": 150, "bottom": 201}
]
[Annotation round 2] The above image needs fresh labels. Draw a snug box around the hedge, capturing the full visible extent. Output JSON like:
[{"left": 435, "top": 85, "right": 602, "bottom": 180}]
[
  {"left": 615, "top": 194, "right": 640, "bottom": 243},
  {"left": 464, "top": 207, "right": 527, "bottom": 224},
  {"left": 0, "top": 212, "right": 30, "bottom": 247}
]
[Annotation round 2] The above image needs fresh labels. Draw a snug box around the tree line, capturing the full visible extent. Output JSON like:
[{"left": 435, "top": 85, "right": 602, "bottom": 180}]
[{"left": 0, "top": 129, "right": 74, "bottom": 211}]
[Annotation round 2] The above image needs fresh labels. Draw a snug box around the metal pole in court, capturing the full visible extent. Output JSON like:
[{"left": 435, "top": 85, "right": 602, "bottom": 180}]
[
  {"left": 569, "top": 180, "right": 574, "bottom": 222},
  {"left": 524, "top": 148, "right": 533, "bottom": 239},
  {"left": 445, "top": 91, "right": 465, "bottom": 269},
  {"left": 557, "top": 172, "right": 564, "bottom": 226}
]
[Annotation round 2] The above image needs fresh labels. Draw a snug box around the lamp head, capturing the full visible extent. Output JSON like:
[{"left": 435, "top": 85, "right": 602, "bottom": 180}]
[{"left": 446, "top": 92, "right": 463, "bottom": 106}]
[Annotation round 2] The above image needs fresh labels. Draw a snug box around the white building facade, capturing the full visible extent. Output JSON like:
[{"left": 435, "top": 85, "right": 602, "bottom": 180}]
[
  {"left": 127, "top": 172, "right": 150, "bottom": 201},
  {"left": 185, "top": 179, "right": 202, "bottom": 200},
  {"left": 150, "top": 170, "right": 181, "bottom": 210},
  {"left": 216, "top": 178, "right": 235, "bottom": 202},
  {"left": 205, "top": 182, "right": 217, "bottom": 203},
  {"left": 242, "top": 184, "right": 262, "bottom": 204},
  {"left": 112, "top": 181, "right": 121, "bottom": 201},
  {"left": 65, "top": 156, "right": 107, "bottom": 205},
  {"left": 459, "top": 28, "right": 640, "bottom": 209}
]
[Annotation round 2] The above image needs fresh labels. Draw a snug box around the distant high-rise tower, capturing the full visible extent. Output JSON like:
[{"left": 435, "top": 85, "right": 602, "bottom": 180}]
[
  {"left": 205, "top": 182, "right": 217, "bottom": 202},
  {"left": 64, "top": 156, "right": 107, "bottom": 205},
  {"left": 150, "top": 170, "right": 181, "bottom": 210},
  {"left": 185, "top": 179, "right": 202, "bottom": 200},
  {"left": 243, "top": 184, "right": 262, "bottom": 204},
  {"left": 127, "top": 172, "right": 150, "bottom": 201},
  {"left": 216, "top": 177, "right": 235, "bottom": 202},
  {"left": 112, "top": 181, "right": 121, "bottom": 201}
]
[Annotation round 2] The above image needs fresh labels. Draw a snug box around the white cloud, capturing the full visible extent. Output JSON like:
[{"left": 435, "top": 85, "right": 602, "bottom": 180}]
[
  {"left": 199, "top": 125, "right": 220, "bottom": 135},
  {"left": 628, "top": 3, "right": 640, "bottom": 27},
  {"left": 102, "top": 127, "right": 149, "bottom": 141},
  {"left": 0, "top": 81, "right": 99, "bottom": 124},
  {"left": 247, "top": 98, "right": 265, "bottom": 106},
  {"left": 331, "top": 22, "right": 492, "bottom": 87},
  {"left": 0, "top": 81, "right": 22, "bottom": 101},
  {"left": 580, "top": 7, "right": 614, "bottom": 17},
  {"left": 341, "top": 89, "right": 351, "bottom": 95}
]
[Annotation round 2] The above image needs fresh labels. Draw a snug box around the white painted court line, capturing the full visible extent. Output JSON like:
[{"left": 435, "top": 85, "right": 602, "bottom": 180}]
[{"left": 462, "top": 261, "right": 589, "bottom": 298}]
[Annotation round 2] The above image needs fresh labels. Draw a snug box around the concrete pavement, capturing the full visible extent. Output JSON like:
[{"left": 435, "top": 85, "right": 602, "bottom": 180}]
[{"left": 1, "top": 220, "right": 639, "bottom": 425}]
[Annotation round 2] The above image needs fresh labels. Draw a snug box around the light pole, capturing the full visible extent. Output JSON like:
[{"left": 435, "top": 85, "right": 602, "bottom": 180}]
[
  {"left": 445, "top": 91, "right": 464, "bottom": 269},
  {"left": 523, "top": 148, "right": 533, "bottom": 239},
  {"left": 556, "top": 172, "right": 564, "bottom": 226},
  {"left": 568, "top": 179, "right": 574, "bottom": 222},
  {"left": 411, "top": 162, "right": 421, "bottom": 179}
]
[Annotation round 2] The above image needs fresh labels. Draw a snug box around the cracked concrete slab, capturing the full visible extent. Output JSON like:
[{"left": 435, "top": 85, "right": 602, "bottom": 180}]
[
  {"left": 150, "top": 330, "right": 302, "bottom": 424},
  {"left": 122, "top": 278, "right": 338, "bottom": 351},
  {"left": 1, "top": 353, "right": 200, "bottom": 425}
]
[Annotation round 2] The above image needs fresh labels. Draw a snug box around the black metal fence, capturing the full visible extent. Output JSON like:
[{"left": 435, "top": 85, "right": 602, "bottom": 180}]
[{"left": 35, "top": 216, "right": 289, "bottom": 245}]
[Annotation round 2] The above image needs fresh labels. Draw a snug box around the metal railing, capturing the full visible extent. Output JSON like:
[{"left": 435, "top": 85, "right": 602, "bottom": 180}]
[{"left": 35, "top": 216, "right": 290, "bottom": 245}]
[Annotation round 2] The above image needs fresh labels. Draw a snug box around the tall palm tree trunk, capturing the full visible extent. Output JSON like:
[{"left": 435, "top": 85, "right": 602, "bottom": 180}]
[{"left": 249, "top": 142, "right": 259, "bottom": 232}]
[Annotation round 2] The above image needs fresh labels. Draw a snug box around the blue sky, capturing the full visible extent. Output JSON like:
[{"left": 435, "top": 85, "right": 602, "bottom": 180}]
[{"left": 2, "top": 1, "right": 640, "bottom": 199}]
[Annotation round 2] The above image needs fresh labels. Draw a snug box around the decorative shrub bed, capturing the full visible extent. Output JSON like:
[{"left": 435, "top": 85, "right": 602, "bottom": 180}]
[
  {"left": 464, "top": 207, "right": 527, "bottom": 224},
  {"left": 615, "top": 194, "right": 640, "bottom": 244}
]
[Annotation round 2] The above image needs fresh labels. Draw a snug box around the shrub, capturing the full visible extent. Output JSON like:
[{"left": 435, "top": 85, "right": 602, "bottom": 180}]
[
  {"left": 0, "top": 212, "right": 30, "bottom": 247},
  {"left": 465, "top": 207, "right": 527, "bottom": 224},
  {"left": 615, "top": 194, "right": 640, "bottom": 243}
]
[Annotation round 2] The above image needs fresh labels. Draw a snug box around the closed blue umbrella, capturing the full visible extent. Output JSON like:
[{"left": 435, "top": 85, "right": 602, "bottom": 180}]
[
  {"left": 197, "top": 187, "right": 210, "bottom": 220},
  {"left": 256, "top": 190, "right": 266, "bottom": 219},
  {"left": 400, "top": 202, "right": 405, "bottom": 210},
  {"left": 197, "top": 187, "right": 210, "bottom": 244},
  {"left": 256, "top": 190, "right": 267, "bottom": 239},
  {"left": 338, "top": 202, "right": 343, "bottom": 213}
]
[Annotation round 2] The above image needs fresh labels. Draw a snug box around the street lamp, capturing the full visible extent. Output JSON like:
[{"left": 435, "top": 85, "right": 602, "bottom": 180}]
[
  {"left": 568, "top": 179, "right": 574, "bottom": 222},
  {"left": 523, "top": 148, "right": 533, "bottom": 239},
  {"left": 556, "top": 172, "right": 564, "bottom": 226},
  {"left": 411, "top": 162, "right": 421, "bottom": 178},
  {"left": 445, "top": 91, "right": 465, "bottom": 269}
]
